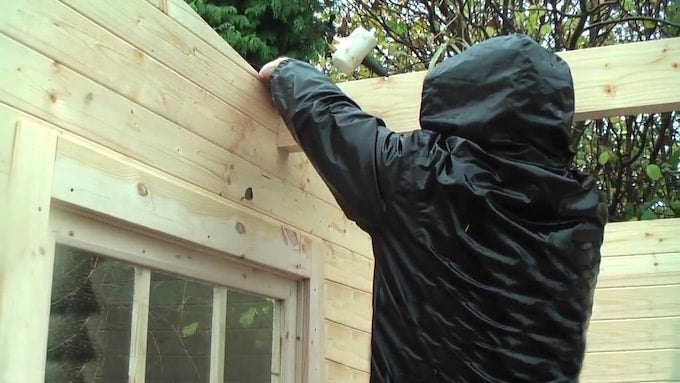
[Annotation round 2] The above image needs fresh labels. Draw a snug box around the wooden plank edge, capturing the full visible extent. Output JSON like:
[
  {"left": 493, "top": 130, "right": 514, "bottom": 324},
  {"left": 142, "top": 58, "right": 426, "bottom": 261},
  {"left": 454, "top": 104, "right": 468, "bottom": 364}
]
[{"left": 279, "top": 37, "right": 680, "bottom": 152}]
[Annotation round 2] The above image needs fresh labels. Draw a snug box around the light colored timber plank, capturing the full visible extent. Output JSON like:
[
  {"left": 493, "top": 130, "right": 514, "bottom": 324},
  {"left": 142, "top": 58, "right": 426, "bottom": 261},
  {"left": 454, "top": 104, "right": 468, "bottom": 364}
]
[
  {"left": 597, "top": 252, "right": 680, "bottom": 288},
  {"left": 602, "top": 218, "right": 680, "bottom": 257},
  {"left": 325, "top": 321, "right": 371, "bottom": 373},
  {"left": 0, "top": 33, "right": 372, "bottom": 257},
  {"left": 324, "top": 242, "right": 374, "bottom": 293},
  {"left": 325, "top": 281, "right": 373, "bottom": 333},
  {"left": 322, "top": 259, "right": 680, "bottom": 334},
  {"left": 586, "top": 317, "right": 680, "bottom": 353},
  {"left": 0, "top": 121, "right": 57, "bottom": 382},
  {"left": 279, "top": 37, "right": 680, "bottom": 151},
  {"left": 49, "top": 201, "right": 298, "bottom": 302},
  {"left": 591, "top": 285, "right": 680, "bottom": 320},
  {"left": 59, "top": 0, "right": 283, "bottom": 135},
  {"left": 324, "top": 317, "right": 680, "bottom": 380},
  {"left": 210, "top": 287, "right": 227, "bottom": 383},
  {"left": 580, "top": 349, "right": 680, "bottom": 382},
  {"left": 145, "top": 0, "right": 255, "bottom": 76},
  {"left": 52, "top": 134, "right": 312, "bottom": 278},
  {"left": 128, "top": 267, "right": 151, "bottom": 382},
  {"left": 0, "top": 0, "right": 342, "bottom": 212},
  {"left": 325, "top": 360, "right": 370, "bottom": 383},
  {"left": 302, "top": 244, "right": 327, "bottom": 382}
]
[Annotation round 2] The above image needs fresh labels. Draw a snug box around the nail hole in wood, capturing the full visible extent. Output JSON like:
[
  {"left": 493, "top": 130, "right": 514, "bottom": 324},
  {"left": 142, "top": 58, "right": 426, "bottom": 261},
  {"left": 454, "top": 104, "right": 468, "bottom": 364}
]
[{"left": 244, "top": 187, "right": 253, "bottom": 200}]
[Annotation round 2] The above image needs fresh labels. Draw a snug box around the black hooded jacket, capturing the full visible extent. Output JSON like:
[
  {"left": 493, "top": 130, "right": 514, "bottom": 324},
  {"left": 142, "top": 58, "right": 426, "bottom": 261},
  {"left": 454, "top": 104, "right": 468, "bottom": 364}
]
[{"left": 269, "top": 34, "right": 608, "bottom": 382}]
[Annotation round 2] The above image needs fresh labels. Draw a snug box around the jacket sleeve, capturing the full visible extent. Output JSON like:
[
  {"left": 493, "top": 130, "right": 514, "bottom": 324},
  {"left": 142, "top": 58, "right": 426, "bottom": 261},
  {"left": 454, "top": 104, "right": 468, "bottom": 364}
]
[{"left": 268, "top": 59, "right": 412, "bottom": 232}]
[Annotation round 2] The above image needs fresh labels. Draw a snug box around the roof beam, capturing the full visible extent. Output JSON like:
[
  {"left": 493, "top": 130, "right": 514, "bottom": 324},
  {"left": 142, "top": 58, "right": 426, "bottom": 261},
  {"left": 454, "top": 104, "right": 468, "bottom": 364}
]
[{"left": 279, "top": 37, "right": 680, "bottom": 152}]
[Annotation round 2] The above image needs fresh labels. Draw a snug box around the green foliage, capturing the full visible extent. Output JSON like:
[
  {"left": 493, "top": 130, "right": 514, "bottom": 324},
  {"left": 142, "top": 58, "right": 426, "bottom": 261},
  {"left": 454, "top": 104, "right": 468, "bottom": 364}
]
[
  {"left": 187, "top": 0, "right": 332, "bottom": 69},
  {"left": 314, "top": 0, "right": 680, "bottom": 222}
]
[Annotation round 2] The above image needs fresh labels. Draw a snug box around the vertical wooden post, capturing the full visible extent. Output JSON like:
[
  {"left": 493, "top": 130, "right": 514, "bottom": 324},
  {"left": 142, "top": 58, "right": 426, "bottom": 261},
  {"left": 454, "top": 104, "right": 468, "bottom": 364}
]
[
  {"left": 128, "top": 267, "right": 151, "bottom": 382},
  {"left": 210, "top": 287, "right": 228, "bottom": 383},
  {"left": 0, "top": 122, "right": 57, "bottom": 382}
]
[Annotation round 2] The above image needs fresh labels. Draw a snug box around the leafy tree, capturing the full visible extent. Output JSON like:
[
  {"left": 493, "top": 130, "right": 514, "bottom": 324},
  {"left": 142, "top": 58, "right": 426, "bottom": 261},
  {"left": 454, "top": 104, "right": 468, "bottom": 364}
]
[
  {"left": 186, "top": 0, "right": 333, "bottom": 69},
  {"left": 317, "top": 0, "right": 680, "bottom": 222}
]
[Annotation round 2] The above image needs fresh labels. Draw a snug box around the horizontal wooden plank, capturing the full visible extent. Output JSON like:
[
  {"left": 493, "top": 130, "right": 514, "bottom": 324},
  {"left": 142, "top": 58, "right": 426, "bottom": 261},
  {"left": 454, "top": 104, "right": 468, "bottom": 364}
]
[
  {"left": 597, "top": 252, "right": 680, "bottom": 288},
  {"left": 324, "top": 320, "right": 680, "bottom": 380},
  {"left": 49, "top": 207, "right": 297, "bottom": 301},
  {"left": 325, "top": 281, "right": 373, "bottom": 333},
  {"left": 325, "top": 321, "right": 371, "bottom": 373},
  {"left": 279, "top": 38, "right": 680, "bottom": 151},
  {"left": 592, "top": 285, "right": 680, "bottom": 320},
  {"left": 586, "top": 317, "right": 680, "bottom": 352},
  {"left": 324, "top": 242, "right": 374, "bottom": 293},
  {"left": 581, "top": 349, "right": 680, "bottom": 382},
  {"left": 144, "top": 0, "right": 255, "bottom": 76},
  {"left": 323, "top": 263, "right": 680, "bottom": 333},
  {"left": 0, "top": 0, "right": 341, "bottom": 212},
  {"left": 51, "top": 133, "right": 313, "bottom": 278},
  {"left": 0, "top": 32, "right": 372, "bottom": 257},
  {"left": 60, "top": 0, "right": 283, "bottom": 134},
  {"left": 325, "top": 360, "right": 370, "bottom": 383},
  {"left": 602, "top": 218, "right": 680, "bottom": 257}
]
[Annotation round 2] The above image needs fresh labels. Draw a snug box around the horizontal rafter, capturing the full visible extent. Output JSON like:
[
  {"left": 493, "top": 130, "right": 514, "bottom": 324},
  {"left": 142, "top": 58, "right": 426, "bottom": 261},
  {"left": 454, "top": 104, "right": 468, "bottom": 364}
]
[{"left": 279, "top": 37, "right": 680, "bottom": 152}]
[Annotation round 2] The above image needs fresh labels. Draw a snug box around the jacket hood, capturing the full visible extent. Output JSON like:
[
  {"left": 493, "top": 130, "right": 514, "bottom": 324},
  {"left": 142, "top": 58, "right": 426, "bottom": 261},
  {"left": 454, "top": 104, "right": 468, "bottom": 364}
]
[{"left": 419, "top": 34, "right": 575, "bottom": 167}]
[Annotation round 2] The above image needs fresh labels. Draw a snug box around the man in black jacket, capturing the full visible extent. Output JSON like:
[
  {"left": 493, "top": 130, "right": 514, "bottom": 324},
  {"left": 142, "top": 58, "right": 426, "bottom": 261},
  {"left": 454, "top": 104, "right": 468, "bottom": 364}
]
[{"left": 259, "top": 34, "right": 607, "bottom": 382}]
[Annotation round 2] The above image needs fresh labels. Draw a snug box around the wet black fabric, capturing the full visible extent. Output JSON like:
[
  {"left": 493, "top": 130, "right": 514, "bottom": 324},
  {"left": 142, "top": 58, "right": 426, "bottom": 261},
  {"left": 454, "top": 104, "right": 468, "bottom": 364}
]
[{"left": 269, "top": 34, "right": 607, "bottom": 382}]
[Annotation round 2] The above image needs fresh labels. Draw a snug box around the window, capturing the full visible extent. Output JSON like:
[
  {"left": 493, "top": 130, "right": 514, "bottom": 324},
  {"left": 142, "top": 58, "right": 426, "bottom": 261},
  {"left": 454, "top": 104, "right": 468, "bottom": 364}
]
[{"left": 47, "top": 208, "right": 300, "bottom": 382}]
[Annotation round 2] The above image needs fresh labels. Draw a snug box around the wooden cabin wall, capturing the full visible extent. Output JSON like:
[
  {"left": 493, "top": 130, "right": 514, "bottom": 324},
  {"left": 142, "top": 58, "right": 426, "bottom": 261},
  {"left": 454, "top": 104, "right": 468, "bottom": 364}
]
[
  {"left": 1, "top": 0, "right": 370, "bottom": 380},
  {"left": 2, "top": 1, "right": 679, "bottom": 382}
]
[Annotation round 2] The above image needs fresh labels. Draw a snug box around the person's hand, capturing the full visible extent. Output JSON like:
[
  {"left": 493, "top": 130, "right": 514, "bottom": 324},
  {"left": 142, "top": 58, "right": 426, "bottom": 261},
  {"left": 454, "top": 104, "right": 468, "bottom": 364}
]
[{"left": 258, "top": 57, "right": 290, "bottom": 85}]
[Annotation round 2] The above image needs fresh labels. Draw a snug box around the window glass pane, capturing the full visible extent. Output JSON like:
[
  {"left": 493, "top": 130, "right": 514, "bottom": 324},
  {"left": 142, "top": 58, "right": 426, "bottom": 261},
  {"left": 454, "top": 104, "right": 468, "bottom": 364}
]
[
  {"left": 46, "top": 245, "right": 134, "bottom": 382},
  {"left": 145, "top": 271, "right": 213, "bottom": 382},
  {"left": 224, "top": 290, "right": 275, "bottom": 383}
]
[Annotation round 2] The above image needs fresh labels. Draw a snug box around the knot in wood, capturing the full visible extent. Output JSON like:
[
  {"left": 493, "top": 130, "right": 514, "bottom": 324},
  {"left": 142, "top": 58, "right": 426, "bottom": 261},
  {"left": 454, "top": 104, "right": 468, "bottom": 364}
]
[
  {"left": 235, "top": 221, "right": 246, "bottom": 235},
  {"left": 137, "top": 182, "right": 149, "bottom": 196}
]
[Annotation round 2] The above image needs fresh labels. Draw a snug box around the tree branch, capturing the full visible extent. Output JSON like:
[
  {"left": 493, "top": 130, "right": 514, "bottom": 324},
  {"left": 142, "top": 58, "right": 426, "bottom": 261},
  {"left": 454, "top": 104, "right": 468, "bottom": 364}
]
[{"left": 581, "top": 16, "right": 680, "bottom": 32}]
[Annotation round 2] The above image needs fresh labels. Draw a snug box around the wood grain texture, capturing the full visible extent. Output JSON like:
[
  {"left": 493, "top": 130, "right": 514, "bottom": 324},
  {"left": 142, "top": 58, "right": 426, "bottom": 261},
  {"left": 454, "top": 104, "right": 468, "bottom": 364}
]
[
  {"left": 586, "top": 317, "right": 680, "bottom": 352},
  {"left": 325, "top": 360, "right": 370, "bottom": 383},
  {"left": 591, "top": 285, "right": 680, "bottom": 320},
  {"left": 0, "top": 32, "right": 371, "bottom": 257},
  {"left": 602, "top": 218, "right": 680, "bottom": 256},
  {"left": 49, "top": 207, "right": 297, "bottom": 301},
  {"left": 0, "top": 121, "right": 57, "bottom": 383},
  {"left": 128, "top": 267, "right": 151, "bottom": 383},
  {"left": 580, "top": 349, "right": 680, "bottom": 382},
  {"left": 59, "top": 0, "right": 283, "bottom": 134},
  {"left": 52, "top": 134, "right": 313, "bottom": 278},
  {"left": 0, "top": 0, "right": 343, "bottom": 212},
  {"left": 324, "top": 281, "right": 373, "bottom": 333},
  {"left": 323, "top": 242, "right": 374, "bottom": 293},
  {"left": 597, "top": 252, "right": 680, "bottom": 288},
  {"left": 279, "top": 38, "right": 680, "bottom": 151},
  {"left": 324, "top": 321, "right": 371, "bottom": 372},
  {"left": 144, "top": 0, "right": 255, "bottom": 76},
  {"left": 210, "top": 287, "right": 228, "bottom": 383}
]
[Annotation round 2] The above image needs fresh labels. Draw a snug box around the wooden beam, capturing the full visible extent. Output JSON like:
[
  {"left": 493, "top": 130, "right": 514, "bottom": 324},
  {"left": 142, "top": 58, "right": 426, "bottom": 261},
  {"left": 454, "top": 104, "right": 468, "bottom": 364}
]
[
  {"left": 210, "top": 287, "right": 228, "bottom": 383},
  {"left": 128, "top": 267, "right": 151, "bottom": 383},
  {"left": 1, "top": 1, "right": 373, "bottom": 258},
  {"left": 52, "top": 135, "right": 313, "bottom": 278},
  {"left": 279, "top": 37, "right": 680, "bottom": 152},
  {"left": 0, "top": 120, "right": 57, "bottom": 382}
]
